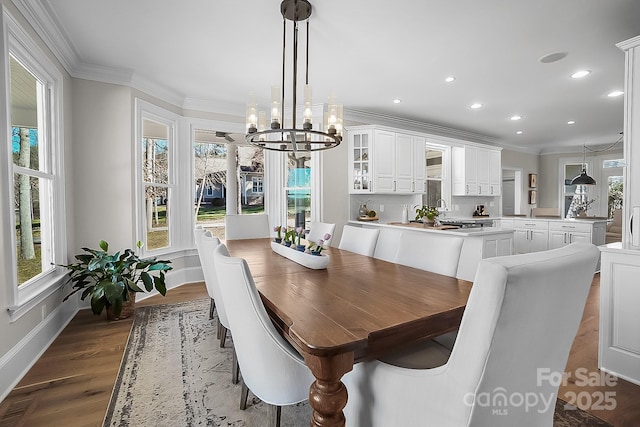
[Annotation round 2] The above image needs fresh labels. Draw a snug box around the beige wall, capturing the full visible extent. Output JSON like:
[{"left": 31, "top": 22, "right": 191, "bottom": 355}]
[{"left": 71, "top": 79, "right": 134, "bottom": 251}]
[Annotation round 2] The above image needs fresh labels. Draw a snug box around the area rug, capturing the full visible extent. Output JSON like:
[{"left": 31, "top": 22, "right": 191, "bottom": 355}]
[{"left": 103, "top": 299, "right": 612, "bottom": 426}]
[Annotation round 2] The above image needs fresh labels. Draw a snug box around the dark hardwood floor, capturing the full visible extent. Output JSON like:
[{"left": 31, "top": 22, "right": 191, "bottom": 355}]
[{"left": 0, "top": 276, "right": 638, "bottom": 426}]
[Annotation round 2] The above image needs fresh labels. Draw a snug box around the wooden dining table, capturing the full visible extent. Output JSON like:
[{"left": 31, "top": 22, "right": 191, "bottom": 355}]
[{"left": 225, "top": 238, "right": 473, "bottom": 427}]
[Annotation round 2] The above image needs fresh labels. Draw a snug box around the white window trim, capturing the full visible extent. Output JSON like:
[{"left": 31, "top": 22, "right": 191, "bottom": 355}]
[
  {"left": 133, "top": 99, "right": 180, "bottom": 256},
  {"left": 1, "top": 8, "right": 66, "bottom": 320}
]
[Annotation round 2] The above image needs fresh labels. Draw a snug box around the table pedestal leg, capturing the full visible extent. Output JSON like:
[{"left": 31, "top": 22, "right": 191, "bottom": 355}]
[{"left": 303, "top": 352, "right": 354, "bottom": 427}]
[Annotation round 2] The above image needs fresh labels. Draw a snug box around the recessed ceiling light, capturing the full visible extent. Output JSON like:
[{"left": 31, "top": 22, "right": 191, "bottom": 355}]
[
  {"left": 571, "top": 70, "right": 591, "bottom": 79},
  {"left": 510, "top": 115, "right": 522, "bottom": 121},
  {"left": 607, "top": 90, "right": 624, "bottom": 97},
  {"left": 470, "top": 103, "right": 483, "bottom": 109},
  {"left": 445, "top": 76, "right": 455, "bottom": 83},
  {"left": 516, "top": 131, "right": 523, "bottom": 135},
  {"left": 567, "top": 120, "right": 575, "bottom": 125},
  {"left": 539, "top": 52, "right": 568, "bottom": 64},
  {"left": 393, "top": 99, "right": 402, "bottom": 104}
]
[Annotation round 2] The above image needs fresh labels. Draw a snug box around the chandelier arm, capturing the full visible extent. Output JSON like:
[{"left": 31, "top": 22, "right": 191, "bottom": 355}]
[
  {"left": 281, "top": 17, "right": 286, "bottom": 127},
  {"left": 292, "top": 19, "right": 298, "bottom": 131},
  {"left": 306, "top": 19, "right": 309, "bottom": 85}
]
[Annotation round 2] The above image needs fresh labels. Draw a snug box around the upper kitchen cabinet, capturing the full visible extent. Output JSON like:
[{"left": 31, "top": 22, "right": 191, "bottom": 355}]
[
  {"left": 347, "top": 126, "right": 425, "bottom": 194},
  {"left": 348, "top": 128, "right": 373, "bottom": 193},
  {"left": 452, "top": 145, "right": 502, "bottom": 196}
]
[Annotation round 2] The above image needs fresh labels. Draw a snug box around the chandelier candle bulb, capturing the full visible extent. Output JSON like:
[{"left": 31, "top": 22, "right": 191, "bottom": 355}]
[
  {"left": 246, "top": 99, "right": 257, "bottom": 134},
  {"left": 303, "top": 84, "right": 313, "bottom": 130},
  {"left": 270, "top": 85, "right": 281, "bottom": 129}
]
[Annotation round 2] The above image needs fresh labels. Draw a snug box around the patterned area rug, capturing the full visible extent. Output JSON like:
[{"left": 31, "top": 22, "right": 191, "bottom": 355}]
[{"left": 103, "top": 299, "right": 612, "bottom": 426}]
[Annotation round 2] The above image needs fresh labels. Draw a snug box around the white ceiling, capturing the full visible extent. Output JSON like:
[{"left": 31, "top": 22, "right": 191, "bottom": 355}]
[{"left": 24, "top": 0, "right": 640, "bottom": 153}]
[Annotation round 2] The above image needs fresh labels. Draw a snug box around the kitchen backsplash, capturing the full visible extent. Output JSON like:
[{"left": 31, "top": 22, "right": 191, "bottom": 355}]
[{"left": 350, "top": 194, "right": 500, "bottom": 223}]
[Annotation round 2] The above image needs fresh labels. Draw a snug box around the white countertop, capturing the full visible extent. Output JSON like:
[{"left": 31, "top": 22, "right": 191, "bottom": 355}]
[
  {"left": 501, "top": 216, "right": 608, "bottom": 224},
  {"left": 348, "top": 220, "right": 514, "bottom": 237},
  {"left": 599, "top": 241, "right": 640, "bottom": 255}
]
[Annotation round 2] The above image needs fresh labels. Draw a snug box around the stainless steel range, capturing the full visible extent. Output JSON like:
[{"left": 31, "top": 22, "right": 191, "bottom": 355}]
[{"left": 438, "top": 217, "right": 494, "bottom": 228}]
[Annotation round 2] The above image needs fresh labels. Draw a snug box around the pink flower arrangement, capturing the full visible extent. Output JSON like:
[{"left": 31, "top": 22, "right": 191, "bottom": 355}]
[{"left": 309, "top": 233, "right": 331, "bottom": 254}]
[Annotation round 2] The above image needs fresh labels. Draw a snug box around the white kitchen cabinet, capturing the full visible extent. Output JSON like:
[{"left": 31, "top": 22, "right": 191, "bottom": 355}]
[
  {"left": 548, "top": 221, "right": 606, "bottom": 249},
  {"left": 488, "top": 149, "right": 502, "bottom": 196},
  {"left": 513, "top": 219, "right": 549, "bottom": 254},
  {"left": 412, "top": 135, "right": 426, "bottom": 193},
  {"left": 373, "top": 129, "right": 396, "bottom": 192},
  {"left": 599, "top": 246, "right": 640, "bottom": 386},
  {"left": 348, "top": 126, "right": 426, "bottom": 194},
  {"left": 375, "top": 130, "right": 426, "bottom": 194},
  {"left": 394, "top": 133, "right": 414, "bottom": 192},
  {"left": 548, "top": 221, "right": 593, "bottom": 249},
  {"left": 348, "top": 129, "right": 373, "bottom": 193},
  {"left": 452, "top": 145, "right": 501, "bottom": 196}
]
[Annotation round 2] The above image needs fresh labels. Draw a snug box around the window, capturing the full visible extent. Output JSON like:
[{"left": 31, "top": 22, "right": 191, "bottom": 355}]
[
  {"left": 286, "top": 154, "right": 311, "bottom": 230},
  {"left": 2, "top": 11, "right": 65, "bottom": 314},
  {"left": 252, "top": 177, "right": 263, "bottom": 193},
  {"left": 193, "top": 131, "right": 228, "bottom": 240},
  {"left": 423, "top": 148, "right": 444, "bottom": 207},
  {"left": 135, "top": 100, "right": 178, "bottom": 253}
]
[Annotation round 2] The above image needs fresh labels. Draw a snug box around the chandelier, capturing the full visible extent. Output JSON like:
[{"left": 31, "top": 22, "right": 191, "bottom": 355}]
[{"left": 245, "top": 0, "right": 342, "bottom": 152}]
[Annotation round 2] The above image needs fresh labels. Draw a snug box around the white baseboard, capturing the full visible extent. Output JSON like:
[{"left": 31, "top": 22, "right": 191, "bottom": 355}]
[
  {"left": 0, "top": 301, "right": 78, "bottom": 402},
  {"left": 0, "top": 266, "right": 203, "bottom": 402}
]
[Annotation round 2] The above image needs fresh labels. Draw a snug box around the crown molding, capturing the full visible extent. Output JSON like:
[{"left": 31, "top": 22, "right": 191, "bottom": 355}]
[
  {"left": 617, "top": 34, "right": 640, "bottom": 52},
  {"left": 182, "top": 97, "right": 245, "bottom": 116},
  {"left": 11, "top": 0, "right": 78, "bottom": 74},
  {"left": 344, "top": 108, "right": 500, "bottom": 145}
]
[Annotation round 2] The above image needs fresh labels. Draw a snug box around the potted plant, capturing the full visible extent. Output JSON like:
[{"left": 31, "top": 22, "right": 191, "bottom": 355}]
[
  {"left": 283, "top": 228, "right": 295, "bottom": 247},
  {"left": 308, "top": 233, "right": 331, "bottom": 255},
  {"left": 274, "top": 225, "right": 283, "bottom": 243},
  {"left": 59, "top": 240, "right": 172, "bottom": 320},
  {"left": 415, "top": 205, "right": 439, "bottom": 225},
  {"left": 295, "top": 227, "right": 306, "bottom": 251}
]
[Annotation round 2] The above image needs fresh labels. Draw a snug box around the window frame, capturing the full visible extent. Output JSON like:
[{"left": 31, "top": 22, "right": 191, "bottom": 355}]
[
  {"left": 1, "top": 9, "right": 66, "bottom": 319},
  {"left": 134, "top": 99, "right": 180, "bottom": 256}
]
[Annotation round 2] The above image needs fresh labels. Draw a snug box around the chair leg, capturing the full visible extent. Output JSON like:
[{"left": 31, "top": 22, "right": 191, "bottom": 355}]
[
  {"left": 220, "top": 326, "right": 228, "bottom": 348},
  {"left": 268, "top": 404, "right": 282, "bottom": 427},
  {"left": 232, "top": 348, "right": 240, "bottom": 385},
  {"left": 239, "top": 378, "right": 249, "bottom": 410},
  {"left": 209, "top": 297, "right": 215, "bottom": 319},
  {"left": 217, "top": 321, "right": 223, "bottom": 339}
]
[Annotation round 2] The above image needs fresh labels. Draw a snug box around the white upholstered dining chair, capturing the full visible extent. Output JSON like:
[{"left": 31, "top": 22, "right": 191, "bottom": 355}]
[
  {"left": 394, "top": 231, "right": 464, "bottom": 277},
  {"left": 343, "top": 242, "right": 600, "bottom": 427},
  {"left": 225, "top": 214, "right": 270, "bottom": 240},
  {"left": 193, "top": 228, "right": 240, "bottom": 383},
  {"left": 338, "top": 225, "right": 380, "bottom": 257},
  {"left": 194, "top": 227, "right": 216, "bottom": 319},
  {"left": 306, "top": 221, "right": 336, "bottom": 246},
  {"left": 213, "top": 244, "right": 315, "bottom": 427}
]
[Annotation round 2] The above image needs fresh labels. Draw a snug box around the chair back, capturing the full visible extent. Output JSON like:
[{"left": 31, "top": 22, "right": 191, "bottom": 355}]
[
  {"left": 448, "top": 243, "right": 600, "bottom": 425},
  {"left": 307, "top": 221, "right": 336, "bottom": 246},
  {"left": 194, "top": 227, "right": 229, "bottom": 329},
  {"left": 212, "top": 244, "right": 314, "bottom": 405},
  {"left": 394, "top": 232, "right": 464, "bottom": 277},
  {"left": 338, "top": 225, "right": 380, "bottom": 256},
  {"left": 225, "top": 214, "right": 270, "bottom": 240}
]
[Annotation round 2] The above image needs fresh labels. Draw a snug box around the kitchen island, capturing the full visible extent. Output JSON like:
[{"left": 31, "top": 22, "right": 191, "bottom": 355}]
[{"left": 347, "top": 220, "right": 514, "bottom": 281}]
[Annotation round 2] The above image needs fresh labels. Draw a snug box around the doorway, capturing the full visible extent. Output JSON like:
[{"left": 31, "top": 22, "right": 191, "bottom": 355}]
[{"left": 502, "top": 168, "right": 522, "bottom": 215}]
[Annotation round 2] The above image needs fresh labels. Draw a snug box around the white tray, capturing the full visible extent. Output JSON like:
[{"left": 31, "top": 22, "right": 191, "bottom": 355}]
[{"left": 270, "top": 241, "right": 330, "bottom": 269}]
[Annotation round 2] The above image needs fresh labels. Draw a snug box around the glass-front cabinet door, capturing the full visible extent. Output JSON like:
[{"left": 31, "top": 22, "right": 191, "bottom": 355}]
[{"left": 349, "top": 129, "right": 372, "bottom": 193}]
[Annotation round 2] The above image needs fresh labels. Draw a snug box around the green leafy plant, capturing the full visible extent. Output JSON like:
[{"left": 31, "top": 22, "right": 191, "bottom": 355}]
[
  {"left": 59, "top": 240, "right": 172, "bottom": 318},
  {"left": 415, "top": 205, "right": 439, "bottom": 221},
  {"left": 284, "top": 227, "right": 296, "bottom": 244}
]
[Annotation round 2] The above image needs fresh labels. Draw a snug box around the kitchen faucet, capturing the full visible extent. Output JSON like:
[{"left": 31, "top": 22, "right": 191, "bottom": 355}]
[{"left": 436, "top": 198, "right": 448, "bottom": 213}]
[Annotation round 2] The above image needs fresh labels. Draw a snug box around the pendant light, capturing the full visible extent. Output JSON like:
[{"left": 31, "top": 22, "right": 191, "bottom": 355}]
[{"left": 570, "top": 144, "right": 596, "bottom": 186}]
